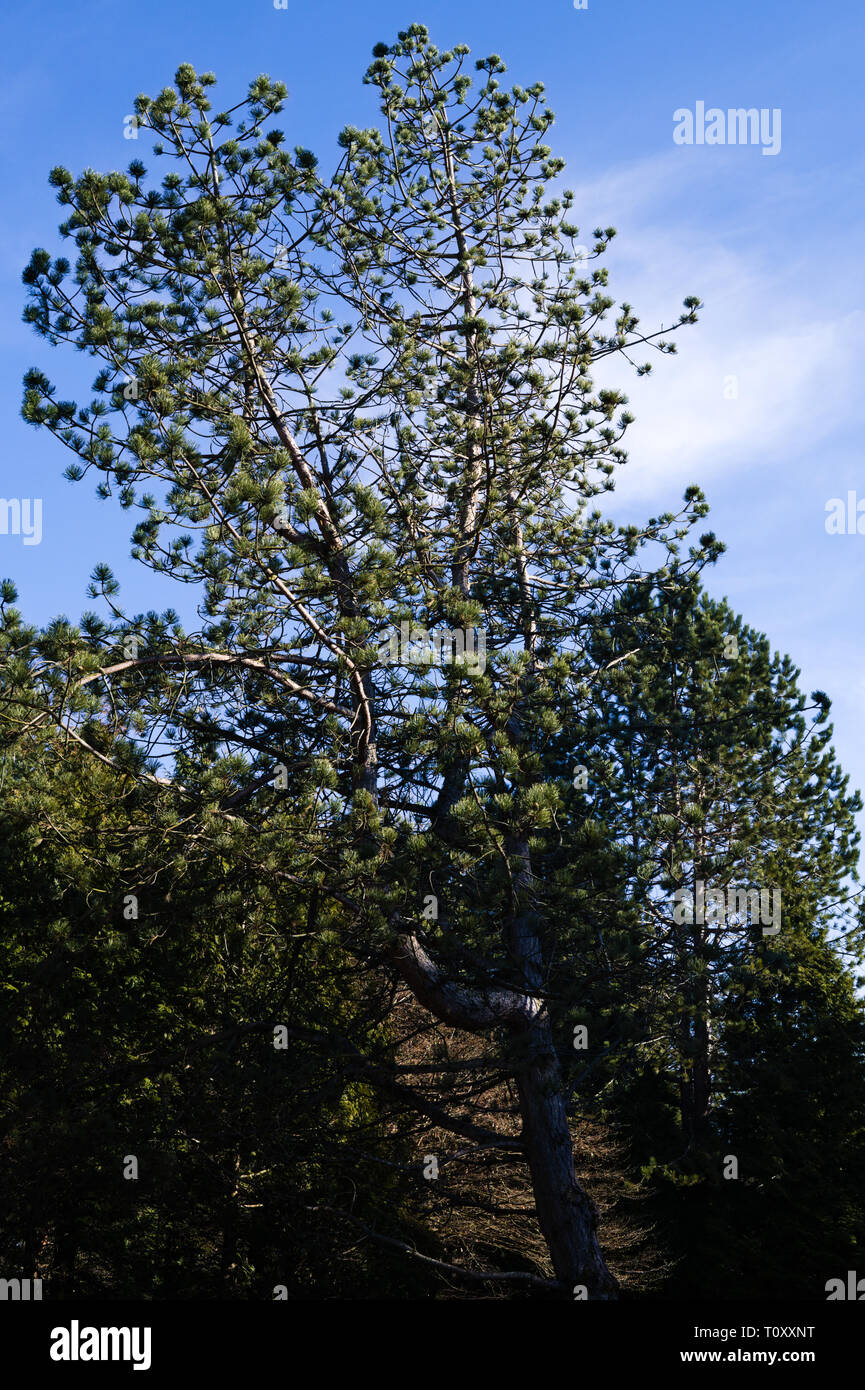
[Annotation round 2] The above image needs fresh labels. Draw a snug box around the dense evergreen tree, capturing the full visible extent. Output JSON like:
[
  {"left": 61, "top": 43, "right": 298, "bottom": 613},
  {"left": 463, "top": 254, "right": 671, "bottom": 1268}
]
[
  {"left": 16, "top": 29, "right": 720, "bottom": 1296},
  {"left": 0, "top": 618, "right": 424, "bottom": 1298},
  {"left": 551, "top": 583, "right": 865, "bottom": 1296},
  {"left": 5, "top": 25, "right": 862, "bottom": 1299}
]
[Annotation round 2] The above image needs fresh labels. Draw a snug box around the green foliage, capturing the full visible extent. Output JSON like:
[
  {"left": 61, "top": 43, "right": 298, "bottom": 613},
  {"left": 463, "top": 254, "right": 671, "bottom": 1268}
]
[{"left": 4, "top": 29, "right": 863, "bottom": 1300}]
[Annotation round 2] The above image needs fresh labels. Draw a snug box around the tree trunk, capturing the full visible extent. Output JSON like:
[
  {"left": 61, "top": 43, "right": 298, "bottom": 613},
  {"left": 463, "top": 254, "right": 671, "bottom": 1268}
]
[
  {"left": 516, "top": 1016, "right": 618, "bottom": 1298},
  {"left": 680, "top": 928, "right": 712, "bottom": 1154},
  {"left": 392, "top": 928, "right": 618, "bottom": 1296},
  {"left": 508, "top": 836, "right": 618, "bottom": 1298}
]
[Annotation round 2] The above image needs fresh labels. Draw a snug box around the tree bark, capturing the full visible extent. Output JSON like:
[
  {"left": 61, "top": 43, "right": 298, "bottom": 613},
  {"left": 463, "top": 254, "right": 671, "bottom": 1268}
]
[
  {"left": 391, "top": 920, "right": 619, "bottom": 1297},
  {"left": 515, "top": 1018, "right": 618, "bottom": 1298},
  {"left": 505, "top": 836, "right": 618, "bottom": 1298},
  {"left": 680, "top": 970, "right": 712, "bottom": 1153}
]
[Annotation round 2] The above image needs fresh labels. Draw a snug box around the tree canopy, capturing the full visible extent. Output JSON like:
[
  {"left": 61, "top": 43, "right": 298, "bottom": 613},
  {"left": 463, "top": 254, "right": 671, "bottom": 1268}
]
[{"left": 3, "top": 24, "right": 863, "bottom": 1301}]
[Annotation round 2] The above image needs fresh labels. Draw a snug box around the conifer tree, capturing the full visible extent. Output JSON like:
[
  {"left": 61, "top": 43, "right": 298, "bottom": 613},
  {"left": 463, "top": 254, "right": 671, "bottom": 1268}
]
[
  {"left": 551, "top": 583, "right": 865, "bottom": 1294},
  {"left": 565, "top": 584, "right": 861, "bottom": 1158},
  {"left": 0, "top": 608, "right": 421, "bottom": 1298},
  {"left": 17, "top": 29, "right": 721, "bottom": 1295}
]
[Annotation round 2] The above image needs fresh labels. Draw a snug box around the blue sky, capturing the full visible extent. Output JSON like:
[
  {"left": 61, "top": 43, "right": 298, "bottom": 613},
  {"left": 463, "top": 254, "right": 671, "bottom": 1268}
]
[{"left": 1, "top": 0, "right": 863, "bottom": 851}]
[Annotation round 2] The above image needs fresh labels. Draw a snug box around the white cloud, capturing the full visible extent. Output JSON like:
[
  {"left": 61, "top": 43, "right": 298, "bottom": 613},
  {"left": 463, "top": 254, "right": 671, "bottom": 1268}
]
[{"left": 562, "top": 151, "right": 865, "bottom": 506}]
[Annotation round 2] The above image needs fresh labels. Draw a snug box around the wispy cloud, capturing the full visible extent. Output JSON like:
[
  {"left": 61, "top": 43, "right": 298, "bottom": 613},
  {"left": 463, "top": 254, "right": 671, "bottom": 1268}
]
[{"left": 564, "top": 151, "right": 865, "bottom": 506}]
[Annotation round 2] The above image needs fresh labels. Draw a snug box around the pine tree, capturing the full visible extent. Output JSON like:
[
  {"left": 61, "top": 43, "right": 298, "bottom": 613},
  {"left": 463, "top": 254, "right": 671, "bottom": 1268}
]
[
  {"left": 552, "top": 582, "right": 865, "bottom": 1294},
  {"left": 17, "top": 30, "right": 722, "bottom": 1295},
  {"left": 0, "top": 626, "right": 421, "bottom": 1298}
]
